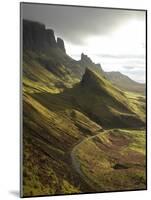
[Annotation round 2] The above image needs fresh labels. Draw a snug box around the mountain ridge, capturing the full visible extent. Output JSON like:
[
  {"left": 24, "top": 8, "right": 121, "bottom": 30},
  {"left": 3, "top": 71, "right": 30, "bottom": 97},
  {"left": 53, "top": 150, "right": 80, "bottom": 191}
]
[
  {"left": 23, "top": 19, "right": 145, "bottom": 94},
  {"left": 104, "top": 71, "right": 145, "bottom": 94}
]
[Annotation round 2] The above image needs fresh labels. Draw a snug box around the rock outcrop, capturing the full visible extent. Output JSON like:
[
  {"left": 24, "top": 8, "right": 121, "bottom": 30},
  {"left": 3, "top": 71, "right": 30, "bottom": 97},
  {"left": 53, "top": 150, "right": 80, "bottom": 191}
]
[
  {"left": 81, "top": 68, "right": 101, "bottom": 89},
  {"left": 46, "top": 29, "right": 57, "bottom": 47},
  {"left": 80, "top": 53, "right": 103, "bottom": 75},
  {"left": 57, "top": 37, "right": 66, "bottom": 53},
  {"left": 23, "top": 20, "right": 66, "bottom": 53},
  {"left": 80, "top": 53, "right": 94, "bottom": 65}
]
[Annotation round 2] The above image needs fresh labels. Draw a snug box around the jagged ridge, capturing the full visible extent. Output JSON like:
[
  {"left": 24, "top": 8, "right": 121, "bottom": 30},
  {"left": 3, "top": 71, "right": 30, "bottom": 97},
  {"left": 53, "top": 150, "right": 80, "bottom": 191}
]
[{"left": 23, "top": 20, "right": 66, "bottom": 53}]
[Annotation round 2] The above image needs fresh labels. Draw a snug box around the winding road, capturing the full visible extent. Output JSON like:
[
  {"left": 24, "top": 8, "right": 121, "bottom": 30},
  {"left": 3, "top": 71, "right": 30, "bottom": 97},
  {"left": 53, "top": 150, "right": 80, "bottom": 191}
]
[{"left": 70, "top": 130, "right": 106, "bottom": 189}]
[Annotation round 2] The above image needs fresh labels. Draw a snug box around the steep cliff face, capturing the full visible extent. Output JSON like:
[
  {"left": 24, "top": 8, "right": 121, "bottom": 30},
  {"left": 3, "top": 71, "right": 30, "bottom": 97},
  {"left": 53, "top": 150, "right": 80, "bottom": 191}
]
[
  {"left": 80, "top": 53, "right": 94, "bottom": 65},
  {"left": 22, "top": 20, "right": 104, "bottom": 87},
  {"left": 23, "top": 20, "right": 65, "bottom": 52},
  {"left": 23, "top": 20, "right": 79, "bottom": 92},
  {"left": 57, "top": 37, "right": 66, "bottom": 53},
  {"left": 46, "top": 29, "right": 57, "bottom": 47},
  {"left": 80, "top": 53, "right": 103, "bottom": 75}
]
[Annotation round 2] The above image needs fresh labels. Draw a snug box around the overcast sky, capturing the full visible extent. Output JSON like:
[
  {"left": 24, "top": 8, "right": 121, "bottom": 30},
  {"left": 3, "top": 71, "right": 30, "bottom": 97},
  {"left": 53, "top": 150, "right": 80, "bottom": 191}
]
[{"left": 22, "top": 3, "right": 146, "bottom": 83}]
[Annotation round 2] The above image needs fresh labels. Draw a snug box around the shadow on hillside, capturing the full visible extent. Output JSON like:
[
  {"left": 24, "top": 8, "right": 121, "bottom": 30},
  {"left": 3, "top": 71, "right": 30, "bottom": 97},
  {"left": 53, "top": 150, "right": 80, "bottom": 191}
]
[
  {"left": 30, "top": 83, "right": 145, "bottom": 129},
  {"left": 31, "top": 84, "right": 80, "bottom": 112}
]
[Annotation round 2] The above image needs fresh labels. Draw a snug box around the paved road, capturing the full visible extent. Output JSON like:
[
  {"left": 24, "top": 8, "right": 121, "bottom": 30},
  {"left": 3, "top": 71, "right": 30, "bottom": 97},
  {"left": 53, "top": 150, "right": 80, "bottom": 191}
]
[{"left": 70, "top": 130, "right": 106, "bottom": 189}]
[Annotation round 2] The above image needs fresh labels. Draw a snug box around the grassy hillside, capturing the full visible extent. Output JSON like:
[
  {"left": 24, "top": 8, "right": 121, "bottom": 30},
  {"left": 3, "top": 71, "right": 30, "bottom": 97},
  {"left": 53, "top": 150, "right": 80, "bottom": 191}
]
[
  {"left": 23, "top": 67, "right": 146, "bottom": 196},
  {"left": 32, "top": 68, "right": 145, "bottom": 129},
  {"left": 22, "top": 20, "right": 146, "bottom": 197},
  {"left": 23, "top": 92, "right": 103, "bottom": 196},
  {"left": 74, "top": 129, "right": 146, "bottom": 191},
  {"left": 23, "top": 49, "right": 81, "bottom": 94},
  {"left": 23, "top": 79, "right": 146, "bottom": 196}
]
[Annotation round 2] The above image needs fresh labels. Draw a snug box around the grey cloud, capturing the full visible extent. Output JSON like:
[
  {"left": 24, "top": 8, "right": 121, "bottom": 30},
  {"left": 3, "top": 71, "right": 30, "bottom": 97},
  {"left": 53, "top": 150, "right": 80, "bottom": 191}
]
[
  {"left": 123, "top": 66, "right": 135, "bottom": 70},
  {"left": 123, "top": 65, "right": 146, "bottom": 70},
  {"left": 21, "top": 3, "right": 145, "bottom": 45},
  {"left": 96, "top": 54, "right": 146, "bottom": 69},
  {"left": 98, "top": 53, "right": 145, "bottom": 59},
  {"left": 21, "top": 3, "right": 146, "bottom": 83}
]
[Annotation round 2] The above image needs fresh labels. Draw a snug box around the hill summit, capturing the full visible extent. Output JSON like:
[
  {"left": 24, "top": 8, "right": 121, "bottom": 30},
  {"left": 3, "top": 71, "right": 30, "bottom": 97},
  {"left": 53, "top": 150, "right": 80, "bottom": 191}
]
[{"left": 81, "top": 68, "right": 104, "bottom": 89}]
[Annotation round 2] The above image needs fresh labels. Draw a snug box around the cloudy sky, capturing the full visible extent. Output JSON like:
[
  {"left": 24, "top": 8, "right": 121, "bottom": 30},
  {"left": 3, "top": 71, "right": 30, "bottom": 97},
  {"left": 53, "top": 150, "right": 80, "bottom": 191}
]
[{"left": 22, "top": 3, "right": 146, "bottom": 83}]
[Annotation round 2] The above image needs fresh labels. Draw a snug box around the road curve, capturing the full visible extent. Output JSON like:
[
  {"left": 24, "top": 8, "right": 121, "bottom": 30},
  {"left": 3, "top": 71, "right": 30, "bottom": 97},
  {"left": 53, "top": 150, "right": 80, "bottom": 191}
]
[{"left": 70, "top": 130, "right": 106, "bottom": 189}]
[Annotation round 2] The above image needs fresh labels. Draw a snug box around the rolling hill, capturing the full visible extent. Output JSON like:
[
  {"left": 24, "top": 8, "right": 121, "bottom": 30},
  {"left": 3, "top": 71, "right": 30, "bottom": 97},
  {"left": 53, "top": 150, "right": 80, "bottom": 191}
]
[{"left": 104, "top": 71, "right": 145, "bottom": 95}]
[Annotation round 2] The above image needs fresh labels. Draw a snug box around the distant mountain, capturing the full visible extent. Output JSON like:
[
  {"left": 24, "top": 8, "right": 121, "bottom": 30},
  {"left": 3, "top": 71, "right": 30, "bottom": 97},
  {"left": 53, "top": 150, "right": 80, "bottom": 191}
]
[{"left": 104, "top": 71, "right": 145, "bottom": 94}]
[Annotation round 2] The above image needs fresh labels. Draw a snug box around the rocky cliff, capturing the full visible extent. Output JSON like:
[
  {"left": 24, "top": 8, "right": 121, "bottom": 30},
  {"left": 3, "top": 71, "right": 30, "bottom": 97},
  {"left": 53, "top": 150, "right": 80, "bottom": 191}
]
[
  {"left": 23, "top": 19, "right": 145, "bottom": 94},
  {"left": 23, "top": 20, "right": 65, "bottom": 52},
  {"left": 57, "top": 37, "right": 66, "bottom": 53}
]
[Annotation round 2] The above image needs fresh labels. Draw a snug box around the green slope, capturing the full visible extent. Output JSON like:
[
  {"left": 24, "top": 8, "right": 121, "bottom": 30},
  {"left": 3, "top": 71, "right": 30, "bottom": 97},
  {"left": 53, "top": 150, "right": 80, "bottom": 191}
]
[
  {"left": 32, "top": 68, "right": 145, "bottom": 129},
  {"left": 22, "top": 20, "right": 146, "bottom": 197},
  {"left": 74, "top": 129, "right": 146, "bottom": 191},
  {"left": 23, "top": 58, "right": 145, "bottom": 196},
  {"left": 23, "top": 92, "right": 103, "bottom": 196},
  {"left": 23, "top": 49, "right": 81, "bottom": 94},
  {"left": 23, "top": 68, "right": 146, "bottom": 196}
]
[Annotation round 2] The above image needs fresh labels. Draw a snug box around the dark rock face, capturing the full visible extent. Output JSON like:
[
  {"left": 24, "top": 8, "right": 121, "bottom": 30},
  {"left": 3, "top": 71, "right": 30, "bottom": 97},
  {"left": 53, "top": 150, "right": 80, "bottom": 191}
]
[
  {"left": 80, "top": 53, "right": 103, "bottom": 75},
  {"left": 57, "top": 37, "right": 66, "bottom": 53},
  {"left": 81, "top": 68, "right": 93, "bottom": 84},
  {"left": 81, "top": 68, "right": 98, "bottom": 87},
  {"left": 23, "top": 20, "right": 66, "bottom": 52},
  {"left": 23, "top": 20, "right": 56, "bottom": 51},
  {"left": 46, "top": 29, "right": 57, "bottom": 47},
  {"left": 80, "top": 53, "right": 93, "bottom": 65}
]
